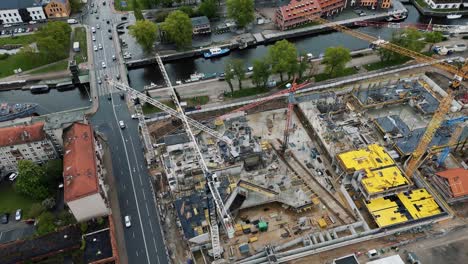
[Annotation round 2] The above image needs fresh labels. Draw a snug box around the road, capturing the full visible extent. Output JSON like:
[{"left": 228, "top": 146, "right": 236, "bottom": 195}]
[{"left": 84, "top": 1, "right": 169, "bottom": 263}]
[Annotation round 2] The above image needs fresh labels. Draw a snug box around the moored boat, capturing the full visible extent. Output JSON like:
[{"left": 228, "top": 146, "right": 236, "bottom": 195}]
[
  {"left": 447, "top": 14, "right": 462, "bottom": 20},
  {"left": 203, "top": 47, "right": 230, "bottom": 59},
  {"left": 0, "top": 103, "right": 38, "bottom": 122}
]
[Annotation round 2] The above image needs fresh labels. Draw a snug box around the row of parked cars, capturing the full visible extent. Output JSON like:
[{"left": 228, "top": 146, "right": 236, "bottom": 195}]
[
  {"left": 1, "top": 209, "right": 22, "bottom": 224},
  {"left": 0, "top": 27, "right": 37, "bottom": 36}
]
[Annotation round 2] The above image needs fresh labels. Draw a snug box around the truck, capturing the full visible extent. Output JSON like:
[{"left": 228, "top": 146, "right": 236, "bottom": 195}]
[{"left": 67, "top": 19, "right": 78, "bottom": 24}]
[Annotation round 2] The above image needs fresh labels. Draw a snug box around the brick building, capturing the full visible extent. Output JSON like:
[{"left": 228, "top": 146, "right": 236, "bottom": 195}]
[
  {"left": 0, "top": 0, "right": 47, "bottom": 25},
  {"left": 0, "top": 122, "right": 58, "bottom": 174},
  {"left": 63, "top": 123, "right": 108, "bottom": 222},
  {"left": 43, "top": 0, "right": 70, "bottom": 18},
  {"left": 275, "top": 0, "right": 392, "bottom": 30}
]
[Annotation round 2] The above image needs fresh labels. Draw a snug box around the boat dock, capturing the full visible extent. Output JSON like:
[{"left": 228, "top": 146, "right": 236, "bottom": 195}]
[{"left": 125, "top": 8, "right": 405, "bottom": 68}]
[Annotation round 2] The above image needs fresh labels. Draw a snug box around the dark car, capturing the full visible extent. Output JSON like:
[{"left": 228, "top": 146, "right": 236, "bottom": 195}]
[
  {"left": 106, "top": 20, "right": 110, "bottom": 24},
  {"left": 1, "top": 213, "right": 9, "bottom": 224},
  {"left": 120, "top": 93, "right": 125, "bottom": 100},
  {"left": 108, "top": 29, "right": 111, "bottom": 33}
]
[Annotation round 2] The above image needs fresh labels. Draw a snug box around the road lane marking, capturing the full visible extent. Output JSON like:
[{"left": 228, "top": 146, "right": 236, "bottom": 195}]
[
  {"left": 145, "top": 203, "right": 150, "bottom": 215},
  {"left": 142, "top": 191, "right": 146, "bottom": 200}
]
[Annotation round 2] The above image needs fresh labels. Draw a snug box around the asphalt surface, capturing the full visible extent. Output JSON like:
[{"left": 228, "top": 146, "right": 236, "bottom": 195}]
[{"left": 84, "top": 1, "right": 169, "bottom": 263}]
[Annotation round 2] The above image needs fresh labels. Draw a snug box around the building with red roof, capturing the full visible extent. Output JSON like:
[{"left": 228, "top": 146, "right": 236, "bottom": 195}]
[
  {"left": 0, "top": 122, "right": 58, "bottom": 174},
  {"left": 432, "top": 168, "right": 468, "bottom": 203},
  {"left": 63, "top": 123, "right": 108, "bottom": 222},
  {"left": 275, "top": 0, "right": 392, "bottom": 30}
]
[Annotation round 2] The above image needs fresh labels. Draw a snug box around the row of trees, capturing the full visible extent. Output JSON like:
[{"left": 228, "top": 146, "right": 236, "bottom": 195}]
[{"left": 223, "top": 40, "right": 352, "bottom": 93}]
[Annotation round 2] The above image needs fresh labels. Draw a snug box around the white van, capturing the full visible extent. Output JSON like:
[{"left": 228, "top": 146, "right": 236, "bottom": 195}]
[{"left": 67, "top": 19, "right": 78, "bottom": 24}]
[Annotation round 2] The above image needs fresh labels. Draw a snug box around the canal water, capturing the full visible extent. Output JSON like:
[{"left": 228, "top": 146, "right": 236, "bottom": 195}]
[
  {"left": 128, "top": 4, "right": 467, "bottom": 89},
  {"left": 0, "top": 86, "right": 91, "bottom": 115}
]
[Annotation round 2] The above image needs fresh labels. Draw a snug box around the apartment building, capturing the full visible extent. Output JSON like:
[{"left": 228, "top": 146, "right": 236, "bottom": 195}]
[
  {"left": 63, "top": 123, "right": 108, "bottom": 222},
  {"left": 275, "top": 0, "right": 345, "bottom": 30},
  {"left": 0, "top": 0, "right": 46, "bottom": 25},
  {"left": 423, "top": 0, "right": 465, "bottom": 9},
  {"left": 348, "top": 0, "right": 392, "bottom": 9},
  {"left": 0, "top": 122, "right": 58, "bottom": 174},
  {"left": 44, "top": 0, "right": 71, "bottom": 18}
]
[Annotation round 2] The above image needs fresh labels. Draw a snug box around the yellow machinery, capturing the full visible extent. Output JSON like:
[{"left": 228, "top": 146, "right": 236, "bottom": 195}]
[{"left": 306, "top": 15, "right": 468, "bottom": 177}]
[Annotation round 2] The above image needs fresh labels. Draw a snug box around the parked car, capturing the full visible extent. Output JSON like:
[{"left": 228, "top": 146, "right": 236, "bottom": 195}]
[
  {"left": 96, "top": 24, "right": 100, "bottom": 29},
  {"left": 15, "top": 209, "right": 22, "bottom": 221},
  {"left": 1, "top": 213, "right": 9, "bottom": 224},
  {"left": 92, "top": 35, "right": 96, "bottom": 41},
  {"left": 98, "top": 43, "right": 102, "bottom": 50},
  {"left": 94, "top": 45, "right": 97, "bottom": 51},
  {"left": 124, "top": 215, "right": 131, "bottom": 227},
  {"left": 112, "top": 54, "right": 116, "bottom": 60},
  {"left": 91, "top": 27, "right": 96, "bottom": 33},
  {"left": 8, "top": 172, "right": 18, "bottom": 181}
]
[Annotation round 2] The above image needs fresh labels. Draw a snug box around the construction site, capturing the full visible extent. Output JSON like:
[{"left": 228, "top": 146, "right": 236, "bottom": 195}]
[{"left": 108, "top": 13, "right": 468, "bottom": 264}]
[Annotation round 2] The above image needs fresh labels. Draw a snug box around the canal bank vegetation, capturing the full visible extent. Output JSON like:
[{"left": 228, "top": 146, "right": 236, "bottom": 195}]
[
  {"left": 73, "top": 27, "right": 88, "bottom": 64},
  {"left": 29, "top": 60, "right": 69, "bottom": 74},
  {"left": 0, "top": 22, "right": 71, "bottom": 78},
  {"left": 162, "top": 11, "right": 193, "bottom": 49},
  {"left": 129, "top": 20, "right": 159, "bottom": 53}
]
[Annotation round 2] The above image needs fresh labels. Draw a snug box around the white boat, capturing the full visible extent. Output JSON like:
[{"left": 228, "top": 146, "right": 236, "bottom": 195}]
[
  {"left": 189, "top": 72, "right": 205, "bottom": 82},
  {"left": 447, "top": 14, "right": 462, "bottom": 19}
]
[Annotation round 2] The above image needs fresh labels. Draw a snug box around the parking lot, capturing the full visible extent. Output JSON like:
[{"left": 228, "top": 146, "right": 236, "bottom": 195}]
[
  {"left": 0, "top": 22, "right": 45, "bottom": 37},
  {"left": 0, "top": 220, "right": 35, "bottom": 244}
]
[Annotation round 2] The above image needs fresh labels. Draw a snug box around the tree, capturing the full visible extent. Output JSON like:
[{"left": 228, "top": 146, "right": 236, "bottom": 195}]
[
  {"left": 267, "top": 40, "right": 297, "bottom": 82},
  {"left": 15, "top": 160, "right": 49, "bottom": 200},
  {"left": 425, "top": 31, "right": 443, "bottom": 51},
  {"left": 224, "top": 62, "right": 235, "bottom": 94},
  {"left": 198, "top": 0, "right": 218, "bottom": 19},
  {"left": 69, "top": 0, "right": 83, "bottom": 14},
  {"left": 44, "top": 159, "right": 63, "bottom": 192},
  {"left": 37, "top": 212, "right": 56, "bottom": 236},
  {"left": 36, "top": 21, "right": 71, "bottom": 62},
  {"left": 179, "top": 6, "right": 195, "bottom": 17},
  {"left": 251, "top": 58, "right": 271, "bottom": 88},
  {"left": 163, "top": 11, "right": 192, "bottom": 49},
  {"left": 322, "top": 46, "right": 351, "bottom": 77},
  {"left": 378, "top": 28, "right": 425, "bottom": 62},
  {"left": 296, "top": 53, "right": 309, "bottom": 79},
  {"left": 129, "top": 20, "right": 158, "bottom": 52},
  {"left": 228, "top": 59, "right": 245, "bottom": 90},
  {"left": 226, "top": 0, "right": 254, "bottom": 28}
]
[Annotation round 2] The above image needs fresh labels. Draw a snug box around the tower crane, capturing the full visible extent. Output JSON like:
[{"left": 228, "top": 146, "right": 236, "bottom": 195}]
[{"left": 282, "top": 81, "right": 298, "bottom": 152}]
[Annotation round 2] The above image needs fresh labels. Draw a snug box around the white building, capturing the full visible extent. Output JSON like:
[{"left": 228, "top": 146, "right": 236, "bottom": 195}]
[
  {"left": 0, "top": 122, "right": 58, "bottom": 174},
  {"left": 63, "top": 123, "right": 108, "bottom": 222},
  {"left": 0, "top": 0, "right": 46, "bottom": 25},
  {"left": 423, "top": 0, "right": 464, "bottom": 9}
]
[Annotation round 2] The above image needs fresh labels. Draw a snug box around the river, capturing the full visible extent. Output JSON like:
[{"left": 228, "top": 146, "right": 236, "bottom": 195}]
[{"left": 128, "top": 4, "right": 467, "bottom": 90}]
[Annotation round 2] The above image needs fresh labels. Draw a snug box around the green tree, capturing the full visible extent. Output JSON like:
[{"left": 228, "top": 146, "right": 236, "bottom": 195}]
[
  {"left": 231, "top": 59, "right": 246, "bottom": 90},
  {"left": 224, "top": 62, "right": 235, "bottom": 94},
  {"left": 226, "top": 0, "right": 254, "bottom": 28},
  {"left": 36, "top": 21, "right": 71, "bottom": 62},
  {"left": 322, "top": 46, "right": 351, "bottom": 77},
  {"left": 267, "top": 40, "right": 297, "bottom": 82},
  {"left": 15, "top": 160, "right": 49, "bottom": 200},
  {"left": 129, "top": 20, "right": 159, "bottom": 52},
  {"left": 296, "top": 53, "right": 309, "bottom": 79},
  {"left": 44, "top": 159, "right": 63, "bottom": 192},
  {"left": 251, "top": 58, "right": 271, "bottom": 88},
  {"left": 37, "top": 212, "right": 56, "bottom": 236},
  {"left": 179, "top": 6, "right": 195, "bottom": 17},
  {"left": 378, "top": 28, "right": 425, "bottom": 62},
  {"left": 69, "top": 0, "right": 83, "bottom": 14},
  {"left": 163, "top": 11, "right": 192, "bottom": 49},
  {"left": 425, "top": 31, "right": 443, "bottom": 51},
  {"left": 198, "top": 0, "right": 218, "bottom": 19}
]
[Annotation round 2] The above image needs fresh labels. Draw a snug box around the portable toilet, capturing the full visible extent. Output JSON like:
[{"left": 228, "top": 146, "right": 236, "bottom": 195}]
[{"left": 258, "top": 221, "right": 268, "bottom": 232}]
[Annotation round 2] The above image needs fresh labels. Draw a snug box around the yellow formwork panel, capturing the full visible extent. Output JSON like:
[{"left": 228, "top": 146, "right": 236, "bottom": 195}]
[
  {"left": 398, "top": 189, "right": 441, "bottom": 219},
  {"left": 372, "top": 207, "right": 408, "bottom": 227},
  {"left": 317, "top": 218, "right": 328, "bottom": 228},
  {"left": 365, "top": 196, "right": 398, "bottom": 212},
  {"left": 338, "top": 144, "right": 394, "bottom": 171},
  {"left": 361, "top": 166, "right": 410, "bottom": 194}
]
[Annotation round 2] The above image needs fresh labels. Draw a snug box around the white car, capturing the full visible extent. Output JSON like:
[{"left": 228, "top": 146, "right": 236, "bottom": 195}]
[
  {"left": 93, "top": 45, "right": 97, "bottom": 51},
  {"left": 91, "top": 27, "right": 96, "bottom": 33},
  {"left": 15, "top": 209, "right": 22, "bottom": 221},
  {"left": 17, "top": 28, "right": 23, "bottom": 33},
  {"left": 98, "top": 78, "right": 102, "bottom": 84},
  {"left": 92, "top": 35, "right": 96, "bottom": 41},
  {"left": 131, "top": 114, "right": 140, "bottom": 119},
  {"left": 112, "top": 54, "right": 116, "bottom": 60},
  {"left": 8, "top": 172, "right": 18, "bottom": 181},
  {"left": 119, "top": 120, "right": 125, "bottom": 129},
  {"left": 101, "top": 61, "right": 106, "bottom": 68},
  {"left": 124, "top": 215, "right": 131, "bottom": 227},
  {"left": 96, "top": 24, "right": 100, "bottom": 29},
  {"left": 98, "top": 43, "right": 102, "bottom": 50}
]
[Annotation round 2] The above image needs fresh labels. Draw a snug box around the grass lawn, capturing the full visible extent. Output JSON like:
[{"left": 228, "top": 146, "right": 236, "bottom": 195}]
[
  {"left": 226, "top": 86, "right": 270, "bottom": 99},
  {"left": 0, "top": 34, "right": 36, "bottom": 46},
  {"left": 29, "top": 60, "right": 69, "bottom": 74},
  {"left": 364, "top": 57, "right": 411, "bottom": 71},
  {"left": 73, "top": 27, "right": 88, "bottom": 64},
  {"left": 142, "top": 101, "right": 175, "bottom": 114},
  {"left": 314, "top": 67, "right": 358, "bottom": 82},
  {"left": 186, "top": 96, "right": 209, "bottom": 106},
  {"left": 0, "top": 52, "right": 51, "bottom": 78},
  {"left": 0, "top": 183, "right": 37, "bottom": 215},
  {"left": 415, "top": 0, "right": 428, "bottom": 8}
]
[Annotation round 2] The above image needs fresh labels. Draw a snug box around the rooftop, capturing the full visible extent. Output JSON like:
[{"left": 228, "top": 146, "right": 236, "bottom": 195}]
[
  {"left": 278, "top": 0, "right": 323, "bottom": 21},
  {"left": 435, "top": 168, "right": 468, "bottom": 198},
  {"left": 84, "top": 229, "right": 113, "bottom": 263},
  {"left": 63, "top": 123, "right": 99, "bottom": 202},
  {"left": 338, "top": 144, "right": 395, "bottom": 172},
  {"left": 0, "top": 122, "right": 46, "bottom": 147},
  {"left": 0, "top": 0, "right": 43, "bottom": 10},
  {"left": 191, "top": 16, "right": 210, "bottom": 26}
]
